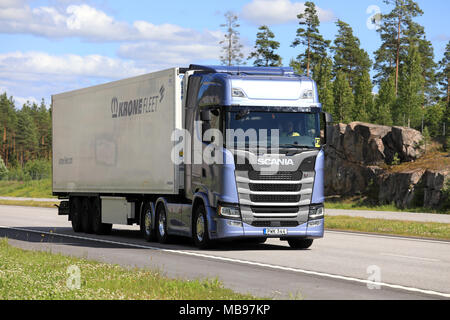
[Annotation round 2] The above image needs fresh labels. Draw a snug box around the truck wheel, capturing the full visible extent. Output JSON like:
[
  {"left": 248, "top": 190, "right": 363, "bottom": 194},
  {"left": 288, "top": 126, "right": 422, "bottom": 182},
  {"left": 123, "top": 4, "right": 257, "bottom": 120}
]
[
  {"left": 91, "top": 197, "right": 112, "bottom": 235},
  {"left": 288, "top": 238, "right": 314, "bottom": 250},
  {"left": 70, "top": 197, "right": 82, "bottom": 233},
  {"left": 81, "top": 198, "right": 94, "bottom": 234},
  {"left": 193, "top": 205, "right": 213, "bottom": 249},
  {"left": 156, "top": 204, "right": 170, "bottom": 244},
  {"left": 141, "top": 202, "right": 155, "bottom": 242}
]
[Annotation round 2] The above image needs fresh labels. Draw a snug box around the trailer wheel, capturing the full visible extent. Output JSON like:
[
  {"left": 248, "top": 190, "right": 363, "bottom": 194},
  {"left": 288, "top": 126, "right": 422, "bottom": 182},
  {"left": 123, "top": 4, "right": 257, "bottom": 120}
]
[
  {"left": 91, "top": 197, "right": 112, "bottom": 235},
  {"left": 287, "top": 238, "right": 314, "bottom": 250},
  {"left": 156, "top": 204, "right": 170, "bottom": 244},
  {"left": 193, "top": 205, "right": 213, "bottom": 249},
  {"left": 70, "top": 197, "right": 82, "bottom": 233},
  {"left": 141, "top": 202, "right": 155, "bottom": 242},
  {"left": 81, "top": 197, "right": 94, "bottom": 234}
]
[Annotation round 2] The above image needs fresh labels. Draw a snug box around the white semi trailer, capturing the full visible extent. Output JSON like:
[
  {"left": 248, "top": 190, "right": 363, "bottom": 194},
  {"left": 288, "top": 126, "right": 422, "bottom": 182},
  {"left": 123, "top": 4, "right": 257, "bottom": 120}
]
[{"left": 53, "top": 65, "right": 331, "bottom": 249}]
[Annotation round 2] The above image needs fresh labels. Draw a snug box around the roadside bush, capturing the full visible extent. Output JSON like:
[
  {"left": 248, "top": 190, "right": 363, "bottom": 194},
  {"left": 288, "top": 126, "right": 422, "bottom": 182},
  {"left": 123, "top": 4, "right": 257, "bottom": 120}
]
[
  {"left": 0, "top": 157, "right": 8, "bottom": 180},
  {"left": 6, "top": 166, "right": 30, "bottom": 181},
  {"left": 24, "top": 159, "right": 51, "bottom": 180}
]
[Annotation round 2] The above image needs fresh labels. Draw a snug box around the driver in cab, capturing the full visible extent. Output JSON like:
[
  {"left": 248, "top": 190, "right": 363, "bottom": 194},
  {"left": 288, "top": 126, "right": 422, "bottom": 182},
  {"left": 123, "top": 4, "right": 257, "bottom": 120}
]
[{"left": 281, "top": 121, "right": 300, "bottom": 137}]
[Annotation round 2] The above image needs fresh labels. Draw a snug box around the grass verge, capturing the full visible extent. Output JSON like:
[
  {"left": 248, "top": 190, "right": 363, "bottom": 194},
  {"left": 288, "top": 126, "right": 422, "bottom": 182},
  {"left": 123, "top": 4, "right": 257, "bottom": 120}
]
[
  {"left": 0, "top": 200, "right": 59, "bottom": 208},
  {"left": 0, "top": 238, "right": 257, "bottom": 300},
  {"left": 0, "top": 179, "right": 53, "bottom": 198},
  {"left": 325, "top": 198, "right": 449, "bottom": 214},
  {"left": 325, "top": 215, "right": 450, "bottom": 240}
]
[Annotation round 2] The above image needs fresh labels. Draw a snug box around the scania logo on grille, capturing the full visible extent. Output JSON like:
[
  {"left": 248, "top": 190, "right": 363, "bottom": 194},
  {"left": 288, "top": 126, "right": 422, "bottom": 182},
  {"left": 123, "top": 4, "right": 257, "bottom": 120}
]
[{"left": 257, "top": 158, "right": 294, "bottom": 166}]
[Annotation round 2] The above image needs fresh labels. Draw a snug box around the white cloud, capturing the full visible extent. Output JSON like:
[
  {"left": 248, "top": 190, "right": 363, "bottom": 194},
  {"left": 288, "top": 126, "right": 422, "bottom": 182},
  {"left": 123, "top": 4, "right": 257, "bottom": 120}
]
[
  {"left": 0, "top": 0, "right": 26, "bottom": 9},
  {"left": 0, "top": 51, "right": 148, "bottom": 108},
  {"left": 0, "top": 2, "right": 222, "bottom": 43},
  {"left": 0, "top": 51, "right": 146, "bottom": 79},
  {"left": 118, "top": 42, "right": 221, "bottom": 67},
  {"left": 242, "top": 0, "right": 335, "bottom": 25}
]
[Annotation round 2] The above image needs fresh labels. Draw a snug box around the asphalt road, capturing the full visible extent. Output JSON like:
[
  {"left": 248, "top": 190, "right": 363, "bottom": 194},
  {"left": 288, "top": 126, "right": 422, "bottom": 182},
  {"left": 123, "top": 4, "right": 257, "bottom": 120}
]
[{"left": 0, "top": 205, "right": 449, "bottom": 300}]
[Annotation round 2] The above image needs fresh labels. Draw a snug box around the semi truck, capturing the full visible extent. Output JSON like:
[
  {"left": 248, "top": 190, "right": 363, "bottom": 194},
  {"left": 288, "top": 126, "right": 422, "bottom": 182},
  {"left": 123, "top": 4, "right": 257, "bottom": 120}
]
[{"left": 53, "top": 65, "right": 332, "bottom": 249}]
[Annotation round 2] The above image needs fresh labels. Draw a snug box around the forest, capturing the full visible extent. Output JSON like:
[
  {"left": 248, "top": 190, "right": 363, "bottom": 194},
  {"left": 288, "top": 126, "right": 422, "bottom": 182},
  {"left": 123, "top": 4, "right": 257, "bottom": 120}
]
[
  {"left": 0, "top": 0, "right": 449, "bottom": 181},
  {"left": 221, "top": 1, "right": 450, "bottom": 145}
]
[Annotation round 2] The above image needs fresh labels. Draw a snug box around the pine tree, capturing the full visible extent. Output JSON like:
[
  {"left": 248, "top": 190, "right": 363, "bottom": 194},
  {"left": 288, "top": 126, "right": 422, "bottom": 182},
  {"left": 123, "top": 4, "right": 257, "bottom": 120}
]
[
  {"left": 353, "top": 71, "right": 374, "bottom": 122},
  {"left": 248, "top": 25, "right": 282, "bottom": 67},
  {"left": 313, "top": 57, "right": 334, "bottom": 115},
  {"left": 373, "top": 0, "right": 423, "bottom": 93},
  {"left": 291, "top": 1, "right": 330, "bottom": 77},
  {"left": 396, "top": 44, "right": 424, "bottom": 128},
  {"left": 0, "top": 93, "right": 17, "bottom": 167},
  {"left": 424, "top": 102, "right": 444, "bottom": 138},
  {"left": 16, "top": 109, "right": 39, "bottom": 164},
  {"left": 333, "top": 71, "right": 354, "bottom": 123},
  {"left": 374, "top": 76, "right": 395, "bottom": 126},
  {"left": 220, "top": 11, "right": 245, "bottom": 66},
  {"left": 438, "top": 41, "right": 450, "bottom": 105},
  {"left": 332, "top": 20, "right": 372, "bottom": 88}
]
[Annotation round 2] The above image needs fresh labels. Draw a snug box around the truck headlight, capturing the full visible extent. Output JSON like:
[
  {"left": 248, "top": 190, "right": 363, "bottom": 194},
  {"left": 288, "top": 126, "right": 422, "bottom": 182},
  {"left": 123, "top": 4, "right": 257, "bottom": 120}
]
[
  {"left": 218, "top": 204, "right": 241, "bottom": 218},
  {"left": 309, "top": 205, "right": 324, "bottom": 220}
]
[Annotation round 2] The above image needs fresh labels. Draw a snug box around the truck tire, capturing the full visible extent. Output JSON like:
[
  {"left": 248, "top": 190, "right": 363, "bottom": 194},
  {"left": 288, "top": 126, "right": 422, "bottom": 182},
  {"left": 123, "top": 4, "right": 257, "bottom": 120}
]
[
  {"left": 156, "top": 204, "right": 170, "bottom": 244},
  {"left": 192, "top": 205, "right": 214, "bottom": 249},
  {"left": 140, "top": 202, "right": 155, "bottom": 242},
  {"left": 70, "top": 197, "right": 82, "bottom": 233},
  {"left": 288, "top": 238, "right": 314, "bottom": 250},
  {"left": 81, "top": 197, "right": 94, "bottom": 234},
  {"left": 91, "top": 197, "right": 112, "bottom": 235}
]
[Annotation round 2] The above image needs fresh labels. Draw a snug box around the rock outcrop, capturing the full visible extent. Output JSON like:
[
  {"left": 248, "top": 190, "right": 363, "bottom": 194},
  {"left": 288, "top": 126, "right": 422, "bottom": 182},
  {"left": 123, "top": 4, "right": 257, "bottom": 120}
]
[{"left": 324, "top": 122, "right": 448, "bottom": 210}]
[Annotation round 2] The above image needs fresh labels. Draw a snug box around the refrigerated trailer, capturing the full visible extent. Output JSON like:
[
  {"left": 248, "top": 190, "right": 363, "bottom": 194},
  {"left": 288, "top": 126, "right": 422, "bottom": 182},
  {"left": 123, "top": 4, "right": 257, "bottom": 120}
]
[{"left": 53, "top": 65, "right": 332, "bottom": 249}]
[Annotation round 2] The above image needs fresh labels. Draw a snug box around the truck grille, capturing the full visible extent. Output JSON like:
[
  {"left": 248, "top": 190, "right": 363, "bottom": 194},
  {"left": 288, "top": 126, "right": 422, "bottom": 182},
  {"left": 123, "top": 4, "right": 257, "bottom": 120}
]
[
  {"left": 249, "top": 183, "right": 301, "bottom": 192},
  {"left": 250, "top": 194, "right": 301, "bottom": 203},
  {"left": 248, "top": 171, "right": 302, "bottom": 181},
  {"left": 251, "top": 206, "right": 299, "bottom": 214},
  {"left": 251, "top": 221, "right": 299, "bottom": 228}
]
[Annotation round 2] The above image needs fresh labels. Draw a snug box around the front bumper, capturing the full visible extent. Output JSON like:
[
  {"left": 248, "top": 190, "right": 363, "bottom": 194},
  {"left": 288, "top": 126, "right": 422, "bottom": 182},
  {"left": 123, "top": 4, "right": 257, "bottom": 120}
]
[{"left": 210, "top": 217, "right": 324, "bottom": 240}]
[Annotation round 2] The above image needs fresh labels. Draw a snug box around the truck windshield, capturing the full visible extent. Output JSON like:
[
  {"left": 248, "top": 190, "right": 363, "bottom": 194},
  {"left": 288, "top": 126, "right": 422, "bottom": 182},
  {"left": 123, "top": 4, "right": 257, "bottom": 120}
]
[{"left": 225, "top": 110, "right": 320, "bottom": 149}]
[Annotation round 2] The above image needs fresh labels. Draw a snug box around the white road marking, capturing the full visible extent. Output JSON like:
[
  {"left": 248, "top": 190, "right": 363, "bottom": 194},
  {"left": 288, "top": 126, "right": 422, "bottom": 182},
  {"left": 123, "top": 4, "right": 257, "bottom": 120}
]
[
  {"left": 325, "top": 230, "right": 450, "bottom": 244},
  {"left": 1, "top": 225, "right": 449, "bottom": 299},
  {"left": 380, "top": 253, "right": 440, "bottom": 262}
]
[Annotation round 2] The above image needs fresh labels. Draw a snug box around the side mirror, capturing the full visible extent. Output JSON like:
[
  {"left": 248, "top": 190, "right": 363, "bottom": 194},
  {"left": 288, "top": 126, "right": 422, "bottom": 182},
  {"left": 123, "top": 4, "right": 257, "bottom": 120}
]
[{"left": 321, "top": 112, "right": 333, "bottom": 146}]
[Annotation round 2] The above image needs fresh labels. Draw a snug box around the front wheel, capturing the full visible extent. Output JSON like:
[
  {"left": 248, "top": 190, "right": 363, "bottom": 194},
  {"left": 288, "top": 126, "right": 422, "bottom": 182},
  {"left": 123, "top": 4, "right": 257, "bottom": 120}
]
[
  {"left": 288, "top": 239, "right": 314, "bottom": 250},
  {"left": 193, "top": 205, "right": 213, "bottom": 249}
]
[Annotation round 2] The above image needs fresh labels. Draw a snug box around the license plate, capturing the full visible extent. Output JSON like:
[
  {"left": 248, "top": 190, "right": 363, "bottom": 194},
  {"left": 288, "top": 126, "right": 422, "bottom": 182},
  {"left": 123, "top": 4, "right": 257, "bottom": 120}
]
[{"left": 263, "top": 228, "right": 288, "bottom": 236}]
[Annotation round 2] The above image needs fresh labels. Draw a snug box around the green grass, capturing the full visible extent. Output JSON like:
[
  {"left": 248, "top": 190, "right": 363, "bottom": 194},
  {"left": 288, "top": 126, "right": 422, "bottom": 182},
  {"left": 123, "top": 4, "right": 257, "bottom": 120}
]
[
  {"left": 0, "top": 200, "right": 59, "bottom": 208},
  {"left": 0, "top": 179, "right": 53, "bottom": 198},
  {"left": 325, "top": 199, "right": 449, "bottom": 214},
  {"left": 0, "top": 238, "right": 258, "bottom": 300},
  {"left": 325, "top": 215, "right": 450, "bottom": 240}
]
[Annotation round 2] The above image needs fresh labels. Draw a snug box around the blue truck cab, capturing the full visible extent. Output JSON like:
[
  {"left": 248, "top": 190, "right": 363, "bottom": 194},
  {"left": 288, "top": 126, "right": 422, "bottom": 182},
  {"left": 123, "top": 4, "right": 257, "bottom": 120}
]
[{"left": 181, "top": 65, "right": 332, "bottom": 249}]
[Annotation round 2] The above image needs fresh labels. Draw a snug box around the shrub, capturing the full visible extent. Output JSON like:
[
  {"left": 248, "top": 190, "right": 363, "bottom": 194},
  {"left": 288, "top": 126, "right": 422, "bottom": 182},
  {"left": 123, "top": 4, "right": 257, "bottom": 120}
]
[
  {"left": 24, "top": 159, "right": 51, "bottom": 180},
  {"left": 0, "top": 157, "right": 8, "bottom": 180}
]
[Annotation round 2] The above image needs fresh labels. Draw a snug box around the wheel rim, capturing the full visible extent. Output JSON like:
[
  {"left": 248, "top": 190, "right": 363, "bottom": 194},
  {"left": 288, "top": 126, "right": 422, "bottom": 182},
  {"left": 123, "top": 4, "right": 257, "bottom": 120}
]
[
  {"left": 196, "top": 215, "right": 205, "bottom": 242},
  {"left": 145, "top": 210, "right": 151, "bottom": 235},
  {"left": 158, "top": 212, "right": 165, "bottom": 237}
]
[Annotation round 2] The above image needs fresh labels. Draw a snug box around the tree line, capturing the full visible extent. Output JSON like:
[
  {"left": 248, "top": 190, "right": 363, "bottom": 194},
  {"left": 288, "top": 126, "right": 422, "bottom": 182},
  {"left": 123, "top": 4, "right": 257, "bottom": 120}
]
[
  {"left": 0, "top": 94, "right": 51, "bottom": 171},
  {"left": 220, "top": 1, "right": 450, "bottom": 145}
]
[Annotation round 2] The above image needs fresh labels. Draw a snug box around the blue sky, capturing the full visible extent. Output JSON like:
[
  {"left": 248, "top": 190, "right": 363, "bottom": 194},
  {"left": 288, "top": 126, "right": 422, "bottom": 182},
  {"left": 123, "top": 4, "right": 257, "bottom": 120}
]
[{"left": 0, "top": 0, "right": 448, "bottom": 107}]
